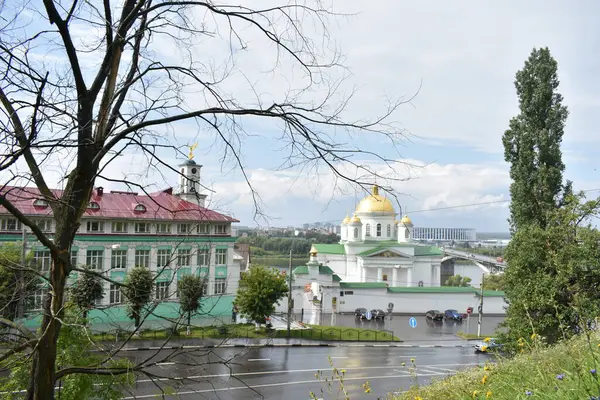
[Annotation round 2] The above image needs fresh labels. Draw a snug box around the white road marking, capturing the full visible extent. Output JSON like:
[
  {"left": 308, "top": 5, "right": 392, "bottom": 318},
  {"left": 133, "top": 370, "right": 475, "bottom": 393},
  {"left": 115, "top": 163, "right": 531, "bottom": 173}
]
[
  {"left": 424, "top": 366, "right": 459, "bottom": 373},
  {"left": 122, "top": 372, "right": 450, "bottom": 399},
  {"left": 248, "top": 358, "right": 271, "bottom": 361},
  {"left": 329, "top": 356, "right": 348, "bottom": 359}
]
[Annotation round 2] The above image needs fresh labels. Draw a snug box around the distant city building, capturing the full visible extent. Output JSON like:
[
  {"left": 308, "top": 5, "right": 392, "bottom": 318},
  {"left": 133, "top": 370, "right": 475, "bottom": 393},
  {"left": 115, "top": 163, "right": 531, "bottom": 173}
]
[
  {"left": 0, "top": 156, "right": 241, "bottom": 311},
  {"left": 412, "top": 227, "right": 476, "bottom": 242}
]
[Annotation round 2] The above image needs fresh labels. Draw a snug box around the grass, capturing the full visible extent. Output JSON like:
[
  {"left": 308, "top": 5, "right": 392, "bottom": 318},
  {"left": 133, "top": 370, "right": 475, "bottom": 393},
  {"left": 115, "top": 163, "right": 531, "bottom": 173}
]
[
  {"left": 92, "top": 323, "right": 401, "bottom": 342},
  {"left": 394, "top": 331, "right": 600, "bottom": 399},
  {"left": 456, "top": 331, "right": 487, "bottom": 340}
]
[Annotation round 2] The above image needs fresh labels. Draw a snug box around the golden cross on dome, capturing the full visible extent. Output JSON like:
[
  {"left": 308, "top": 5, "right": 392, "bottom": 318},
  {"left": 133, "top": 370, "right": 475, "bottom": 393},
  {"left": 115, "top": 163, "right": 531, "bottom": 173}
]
[{"left": 188, "top": 143, "right": 198, "bottom": 160}]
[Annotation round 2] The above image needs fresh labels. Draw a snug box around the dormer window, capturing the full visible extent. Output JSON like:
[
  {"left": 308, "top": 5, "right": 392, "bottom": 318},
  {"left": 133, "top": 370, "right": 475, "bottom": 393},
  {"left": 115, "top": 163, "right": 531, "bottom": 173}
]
[
  {"left": 33, "top": 199, "right": 49, "bottom": 208},
  {"left": 134, "top": 204, "right": 146, "bottom": 213},
  {"left": 88, "top": 202, "right": 100, "bottom": 210}
]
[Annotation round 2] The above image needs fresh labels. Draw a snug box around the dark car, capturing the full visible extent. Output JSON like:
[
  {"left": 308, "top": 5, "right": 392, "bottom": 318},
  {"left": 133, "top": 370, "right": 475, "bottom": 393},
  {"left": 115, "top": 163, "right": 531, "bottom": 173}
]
[
  {"left": 425, "top": 310, "right": 444, "bottom": 321},
  {"left": 370, "top": 309, "right": 386, "bottom": 320},
  {"left": 444, "top": 309, "right": 463, "bottom": 321},
  {"left": 355, "top": 308, "right": 368, "bottom": 319}
]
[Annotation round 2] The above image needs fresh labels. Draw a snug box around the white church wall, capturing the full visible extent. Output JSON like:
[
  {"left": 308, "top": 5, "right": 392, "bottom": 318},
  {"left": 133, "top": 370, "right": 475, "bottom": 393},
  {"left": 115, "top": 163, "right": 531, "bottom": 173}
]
[
  {"left": 337, "top": 289, "right": 506, "bottom": 315},
  {"left": 453, "top": 263, "right": 487, "bottom": 287}
]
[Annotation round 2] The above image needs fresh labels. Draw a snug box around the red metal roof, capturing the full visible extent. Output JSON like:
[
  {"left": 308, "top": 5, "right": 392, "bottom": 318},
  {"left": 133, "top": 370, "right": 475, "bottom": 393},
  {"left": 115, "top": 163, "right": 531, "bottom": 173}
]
[{"left": 0, "top": 186, "right": 239, "bottom": 223}]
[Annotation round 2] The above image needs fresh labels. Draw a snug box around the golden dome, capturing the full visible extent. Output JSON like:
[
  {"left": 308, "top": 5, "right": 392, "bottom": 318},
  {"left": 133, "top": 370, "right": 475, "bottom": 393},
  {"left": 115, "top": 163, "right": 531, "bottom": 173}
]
[
  {"left": 350, "top": 214, "right": 361, "bottom": 223},
  {"left": 342, "top": 215, "right": 351, "bottom": 224},
  {"left": 356, "top": 185, "right": 395, "bottom": 214},
  {"left": 400, "top": 215, "right": 413, "bottom": 226}
]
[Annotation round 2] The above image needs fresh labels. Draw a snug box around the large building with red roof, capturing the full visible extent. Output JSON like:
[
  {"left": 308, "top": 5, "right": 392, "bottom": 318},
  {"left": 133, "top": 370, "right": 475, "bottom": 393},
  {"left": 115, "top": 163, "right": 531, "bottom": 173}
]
[{"left": 0, "top": 158, "right": 242, "bottom": 313}]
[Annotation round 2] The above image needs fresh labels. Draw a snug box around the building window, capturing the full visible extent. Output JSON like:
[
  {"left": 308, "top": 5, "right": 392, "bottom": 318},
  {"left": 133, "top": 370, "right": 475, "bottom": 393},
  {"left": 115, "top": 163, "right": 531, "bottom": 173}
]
[
  {"left": 156, "top": 282, "right": 169, "bottom": 300},
  {"left": 33, "top": 250, "right": 51, "bottom": 272},
  {"left": 31, "top": 288, "right": 48, "bottom": 310},
  {"left": 112, "top": 222, "right": 128, "bottom": 233},
  {"left": 156, "top": 223, "right": 171, "bottom": 233},
  {"left": 35, "top": 219, "right": 52, "bottom": 232},
  {"left": 201, "top": 277, "right": 209, "bottom": 296},
  {"left": 86, "top": 221, "right": 104, "bottom": 232},
  {"left": 109, "top": 284, "right": 121, "bottom": 304},
  {"left": 405, "top": 229, "right": 410, "bottom": 239},
  {"left": 70, "top": 250, "right": 78, "bottom": 267},
  {"left": 33, "top": 199, "right": 49, "bottom": 208},
  {"left": 134, "top": 249, "right": 150, "bottom": 267},
  {"left": 365, "top": 224, "right": 371, "bottom": 237},
  {"left": 177, "top": 249, "right": 192, "bottom": 266},
  {"left": 215, "top": 248, "right": 227, "bottom": 265},
  {"left": 157, "top": 249, "right": 172, "bottom": 267},
  {"left": 134, "top": 204, "right": 146, "bottom": 213},
  {"left": 134, "top": 223, "right": 150, "bottom": 233},
  {"left": 197, "top": 248, "right": 209, "bottom": 266},
  {"left": 213, "top": 278, "right": 226, "bottom": 295},
  {"left": 376, "top": 223, "right": 382, "bottom": 237},
  {"left": 1, "top": 218, "right": 22, "bottom": 231},
  {"left": 111, "top": 250, "right": 127, "bottom": 269},
  {"left": 354, "top": 227, "right": 358, "bottom": 238},
  {"left": 178, "top": 224, "right": 192, "bottom": 234},
  {"left": 197, "top": 224, "right": 209, "bottom": 234},
  {"left": 386, "top": 224, "right": 391, "bottom": 237},
  {"left": 382, "top": 274, "right": 388, "bottom": 281},
  {"left": 343, "top": 290, "right": 354, "bottom": 295},
  {"left": 214, "top": 224, "right": 226, "bottom": 234},
  {"left": 88, "top": 201, "right": 100, "bottom": 210},
  {"left": 86, "top": 250, "right": 104, "bottom": 270}
]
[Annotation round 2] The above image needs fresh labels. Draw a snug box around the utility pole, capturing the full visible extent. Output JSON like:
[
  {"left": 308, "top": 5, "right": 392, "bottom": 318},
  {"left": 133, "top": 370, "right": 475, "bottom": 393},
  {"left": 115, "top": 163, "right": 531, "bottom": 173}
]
[
  {"left": 16, "top": 224, "right": 27, "bottom": 319},
  {"left": 286, "top": 249, "right": 293, "bottom": 338},
  {"left": 477, "top": 273, "right": 484, "bottom": 337}
]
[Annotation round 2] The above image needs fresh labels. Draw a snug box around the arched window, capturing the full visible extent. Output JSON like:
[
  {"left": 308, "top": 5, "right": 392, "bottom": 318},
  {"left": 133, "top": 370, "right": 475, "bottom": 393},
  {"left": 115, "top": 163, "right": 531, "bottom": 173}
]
[
  {"left": 354, "top": 227, "right": 358, "bottom": 238},
  {"left": 386, "top": 224, "right": 391, "bottom": 237},
  {"left": 365, "top": 224, "right": 371, "bottom": 236},
  {"left": 418, "top": 281, "right": 424, "bottom": 287},
  {"left": 405, "top": 229, "right": 410, "bottom": 239},
  {"left": 376, "top": 224, "right": 382, "bottom": 237},
  {"left": 134, "top": 204, "right": 146, "bottom": 213},
  {"left": 88, "top": 201, "right": 100, "bottom": 210}
]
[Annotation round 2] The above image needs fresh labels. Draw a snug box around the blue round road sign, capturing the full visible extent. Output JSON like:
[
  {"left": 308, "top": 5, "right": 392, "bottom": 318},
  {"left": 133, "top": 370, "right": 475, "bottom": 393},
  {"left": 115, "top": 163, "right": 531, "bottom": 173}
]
[
  {"left": 365, "top": 310, "right": 372, "bottom": 321},
  {"left": 409, "top": 317, "right": 417, "bottom": 328}
]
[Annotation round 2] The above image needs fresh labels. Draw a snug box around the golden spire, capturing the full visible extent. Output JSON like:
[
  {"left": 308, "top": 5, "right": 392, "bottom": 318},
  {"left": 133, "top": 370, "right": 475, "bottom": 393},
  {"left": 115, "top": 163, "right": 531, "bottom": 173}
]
[
  {"left": 188, "top": 143, "right": 198, "bottom": 160},
  {"left": 372, "top": 184, "right": 379, "bottom": 196}
]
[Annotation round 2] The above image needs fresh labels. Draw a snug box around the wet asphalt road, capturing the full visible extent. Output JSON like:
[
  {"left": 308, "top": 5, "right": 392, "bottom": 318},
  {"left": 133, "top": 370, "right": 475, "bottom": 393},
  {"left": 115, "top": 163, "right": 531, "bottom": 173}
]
[{"left": 119, "top": 345, "right": 494, "bottom": 399}]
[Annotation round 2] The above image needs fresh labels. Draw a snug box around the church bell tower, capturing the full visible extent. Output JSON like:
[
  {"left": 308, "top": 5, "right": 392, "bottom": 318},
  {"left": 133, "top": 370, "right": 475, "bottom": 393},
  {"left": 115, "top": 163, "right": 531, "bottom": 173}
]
[{"left": 177, "top": 144, "right": 207, "bottom": 207}]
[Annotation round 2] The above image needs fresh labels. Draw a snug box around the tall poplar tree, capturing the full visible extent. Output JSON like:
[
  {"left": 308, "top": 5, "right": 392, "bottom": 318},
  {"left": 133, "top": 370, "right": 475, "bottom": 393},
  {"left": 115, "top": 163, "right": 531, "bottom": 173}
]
[{"left": 502, "top": 47, "right": 571, "bottom": 232}]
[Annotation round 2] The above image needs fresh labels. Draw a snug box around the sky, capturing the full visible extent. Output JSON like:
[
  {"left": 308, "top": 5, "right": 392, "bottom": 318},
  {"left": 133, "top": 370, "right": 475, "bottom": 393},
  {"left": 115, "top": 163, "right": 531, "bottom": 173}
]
[{"left": 3, "top": 0, "right": 600, "bottom": 233}]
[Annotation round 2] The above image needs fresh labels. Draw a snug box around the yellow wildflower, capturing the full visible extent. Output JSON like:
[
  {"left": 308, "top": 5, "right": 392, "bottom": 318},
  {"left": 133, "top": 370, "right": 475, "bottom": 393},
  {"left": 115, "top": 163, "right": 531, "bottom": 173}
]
[
  {"left": 415, "top": 397, "right": 423, "bottom": 400},
  {"left": 402, "top": 362, "right": 406, "bottom": 366},
  {"left": 472, "top": 391, "right": 478, "bottom": 398},
  {"left": 411, "top": 358, "right": 416, "bottom": 363},
  {"left": 481, "top": 375, "right": 488, "bottom": 384},
  {"left": 484, "top": 337, "right": 491, "bottom": 343},
  {"left": 486, "top": 391, "right": 492, "bottom": 398},
  {"left": 531, "top": 333, "right": 537, "bottom": 340},
  {"left": 484, "top": 365, "right": 490, "bottom": 371},
  {"left": 341, "top": 369, "right": 346, "bottom": 375}
]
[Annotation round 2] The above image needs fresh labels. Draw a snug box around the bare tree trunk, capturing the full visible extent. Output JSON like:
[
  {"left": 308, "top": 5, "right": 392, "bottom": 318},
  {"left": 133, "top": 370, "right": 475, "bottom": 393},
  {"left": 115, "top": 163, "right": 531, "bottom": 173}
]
[
  {"left": 27, "top": 257, "right": 67, "bottom": 400},
  {"left": 186, "top": 312, "right": 191, "bottom": 336}
]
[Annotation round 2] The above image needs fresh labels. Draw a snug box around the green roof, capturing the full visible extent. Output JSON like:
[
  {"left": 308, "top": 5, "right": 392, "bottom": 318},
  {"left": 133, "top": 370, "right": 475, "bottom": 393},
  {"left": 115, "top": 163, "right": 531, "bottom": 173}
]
[
  {"left": 292, "top": 264, "right": 335, "bottom": 276},
  {"left": 414, "top": 245, "right": 443, "bottom": 256},
  {"left": 332, "top": 274, "right": 342, "bottom": 282},
  {"left": 358, "top": 247, "right": 387, "bottom": 257},
  {"left": 478, "top": 290, "right": 506, "bottom": 297},
  {"left": 386, "top": 286, "right": 505, "bottom": 297},
  {"left": 311, "top": 243, "right": 346, "bottom": 255},
  {"left": 340, "top": 282, "right": 388, "bottom": 289}
]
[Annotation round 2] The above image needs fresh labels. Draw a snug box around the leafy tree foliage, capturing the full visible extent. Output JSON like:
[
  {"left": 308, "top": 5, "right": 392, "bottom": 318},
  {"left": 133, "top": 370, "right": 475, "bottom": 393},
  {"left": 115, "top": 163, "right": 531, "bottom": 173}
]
[
  {"left": 69, "top": 267, "right": 104, "bottom": 320},
  {"left": 122, "top": 266, "right": 153, "bottom": 329},
  {"left": 482, "top": 274, "right": 505, "bottom": 291},
  {"left": 177, "top": 274, "right": 204, "bottom": 335},
  {"left": 444, "top": 275, "right": 472, "bottom": 287},
  {"left": 500, "top": 194, "right": 600, "bottom": 347},
  {"left": 235, "top": 265, "right": 288, "bottom": 324},
  {"left": 502, "top": 47, "right": 571, "bottom": 232},
  {"left": 237, "top": 233, "right": 340, "bottom": 255},
  {"left": 0, "top": 244, "right": 38, "bottom": 320}
]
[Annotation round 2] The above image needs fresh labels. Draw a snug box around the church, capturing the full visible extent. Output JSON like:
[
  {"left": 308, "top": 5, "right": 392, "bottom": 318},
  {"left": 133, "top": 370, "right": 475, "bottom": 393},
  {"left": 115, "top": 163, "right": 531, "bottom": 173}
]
[{"left": 310, "top": 185, "right": 444, "bottom": 287}]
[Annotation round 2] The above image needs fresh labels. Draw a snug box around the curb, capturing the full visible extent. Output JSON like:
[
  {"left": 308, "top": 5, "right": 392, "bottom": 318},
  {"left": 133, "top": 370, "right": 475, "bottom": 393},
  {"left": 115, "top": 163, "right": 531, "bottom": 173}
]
[{"left": 92, "top": 343, "right": 473, "bottom": 352}]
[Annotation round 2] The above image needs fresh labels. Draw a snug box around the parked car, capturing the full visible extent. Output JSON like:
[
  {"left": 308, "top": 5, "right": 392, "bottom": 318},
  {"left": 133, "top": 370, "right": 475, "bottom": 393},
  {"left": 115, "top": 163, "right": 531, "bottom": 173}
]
[
  {"left": 474, "top": 338, "right": 503, "bottom": 353},
  {"left": 444, "top": 309, "right": 463, "bottom": 321},
  {"left": 496, "top": 257, "right": 504, "bottom": 263},
  {"left": 425, "top": 310, "right": 444, "bottom": 321},
  {"left": 370, "top": 309, "right": 386, "bottom": 320},
  {"left": 355, "top": 308, "right": 368, "bottom": 319}
]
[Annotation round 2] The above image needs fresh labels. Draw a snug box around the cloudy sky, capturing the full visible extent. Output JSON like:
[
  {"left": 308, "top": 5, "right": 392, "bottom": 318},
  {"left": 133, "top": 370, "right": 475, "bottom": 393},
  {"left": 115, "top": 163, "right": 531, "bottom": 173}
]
[{"left": 5, "top": 0, "right": 600, "bottom": 233}]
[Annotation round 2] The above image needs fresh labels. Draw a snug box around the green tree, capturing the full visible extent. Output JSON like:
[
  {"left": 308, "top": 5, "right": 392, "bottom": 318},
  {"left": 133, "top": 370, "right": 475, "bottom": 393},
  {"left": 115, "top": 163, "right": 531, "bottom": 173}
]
[
  {"left": 499, "top": 193, "right": 600, "bottom": 347},
  {"left": 444, "top": 275, "right": 472, "bottom": 287},
  {"left": 122, "top": 266, "right": 153, "bottom": 330},
  {"left": 69, "top": 267, "right": 104, "bottom": 320},
  {"left": 177, "top": 274, "right": 204, "bottom": 335},
  {"left": 502, "top": 47, "right": 571, "bottom": 232},
  {"left": 0, "top": 244, "right": 39, "bottom": 320},
  {"left": 235, "top": 265, "right": 288, "bottom": 327},
  {"left": 483, "top": 274, "right": 505, "bottom": 291}
]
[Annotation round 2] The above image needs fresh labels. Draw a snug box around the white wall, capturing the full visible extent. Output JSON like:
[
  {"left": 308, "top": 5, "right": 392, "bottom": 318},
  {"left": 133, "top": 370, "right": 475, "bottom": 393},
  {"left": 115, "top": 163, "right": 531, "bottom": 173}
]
[
  {"left": 337, "top": 288, "right": 506, "bottom": 315},
  {"left": 454, "top": 263, "right": 487, "bottom": 288}
]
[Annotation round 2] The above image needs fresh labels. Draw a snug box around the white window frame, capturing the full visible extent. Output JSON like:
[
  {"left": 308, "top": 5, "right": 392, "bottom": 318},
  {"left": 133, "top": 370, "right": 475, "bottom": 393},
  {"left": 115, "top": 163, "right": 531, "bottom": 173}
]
[
  {"left": 213, "top": 278, "right": 226, "bottom": 295},
  {"left": 214, "top": 224, "right": 227, "bottom": 234},
  {"left": 109, "top": 284, "right": 121, "bottom": 304},
  {"left": 177, "top": 249, "right": 192, "bottom": 267},
  {"left": 197, "top": 249, "right": 209, "bottom": 266},
  {"left": 34, "top": 219, "right": 52, "bottom": 232},
  {"left": 376, "top": 223, "right": 382, "bottom": 237},
  {"left": 111, "top": 250, "right": 127, "bottom": 269},
  {"left": 156, "top": 223, "right": 171, "bottom": 233},
  {"left": 33, "top": 250, "right": 51, "bottom": 272},
  {"left": 157, "top": 249, "right": 172, "bottom": 267},
  {"left": 111, "top": 221, "right": 128, "bottom": 233},
  {"left": 86, "top": 221, "right": 104, "bottom": 232},
  {"left": 178, "top": 223, "right": 192, "bottom": 234},
  {"left": 134, "top": 222, "right": 150, "bottom": 233},
  {"left": 86, "top": 250, "right": 104, "bottom": 270},
  {"left": 197, "top": 224, "right": 209, "bottom": 234},
  {"left": 31, "top": 288, "right": 48, "bottom": 310},
  {"left": 156, "top": 281, "right": 169, "bottom": 300},
  {"left": 365, "top": 224, "right": 371, "bottom": 237},
  {"left": 215, "top": 248, "right": 227, "bottom": 265},
  {"left": 1, "top": 218, "right": 22, "bottom": 231},
  {"left": 134, "top": 249, "right": 150, "bottom": 268},
  {"left": 70, "top": 250, "right": 78, "bottom": 267}
]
